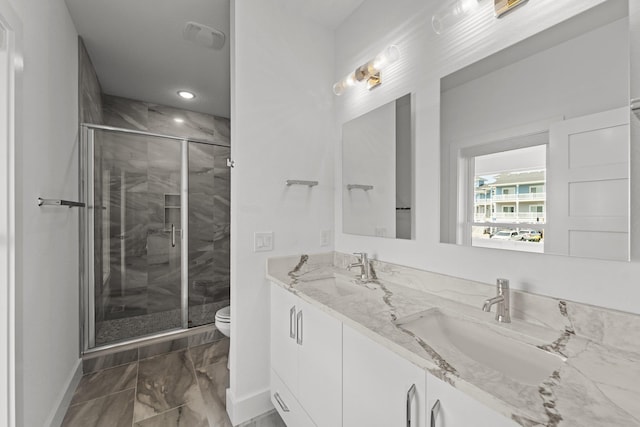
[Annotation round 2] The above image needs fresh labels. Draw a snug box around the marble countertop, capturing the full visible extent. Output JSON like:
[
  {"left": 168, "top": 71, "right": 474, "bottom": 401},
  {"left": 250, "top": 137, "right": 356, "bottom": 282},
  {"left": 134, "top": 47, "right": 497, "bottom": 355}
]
[{"left": 266, "top": 253, "right": 640, "bottom": 427}]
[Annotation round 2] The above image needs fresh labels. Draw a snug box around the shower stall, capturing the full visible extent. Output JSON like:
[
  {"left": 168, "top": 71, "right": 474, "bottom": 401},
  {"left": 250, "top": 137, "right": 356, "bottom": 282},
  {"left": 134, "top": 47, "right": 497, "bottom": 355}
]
[{"left": 79, "top": 124, "right": 230, "bottom": 351}]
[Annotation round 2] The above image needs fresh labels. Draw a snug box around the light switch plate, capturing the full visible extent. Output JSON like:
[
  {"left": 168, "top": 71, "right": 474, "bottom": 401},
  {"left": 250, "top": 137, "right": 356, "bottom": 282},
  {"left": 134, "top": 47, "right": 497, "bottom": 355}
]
[{"left": 254, "top": 232, "right": 274, "bottom": 252}]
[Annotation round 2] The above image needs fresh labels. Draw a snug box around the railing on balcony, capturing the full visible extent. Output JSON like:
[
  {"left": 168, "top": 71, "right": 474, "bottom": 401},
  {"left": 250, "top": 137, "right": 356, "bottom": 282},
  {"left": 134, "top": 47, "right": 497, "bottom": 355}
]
[
  {"left": 490, "top": 192, "right": 546, "bottom": 202},
  {"left": 474, "top": 212, "right": 545, "bottom": 223}
]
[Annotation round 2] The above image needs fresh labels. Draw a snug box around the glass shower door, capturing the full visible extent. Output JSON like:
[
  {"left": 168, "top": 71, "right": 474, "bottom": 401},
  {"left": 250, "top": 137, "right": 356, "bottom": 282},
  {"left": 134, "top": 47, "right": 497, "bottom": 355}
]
[
  {"left": 90, "top": 128, "right": 184, "bottom": 346},
  {"left": 187, "top": 142, "right": 230, "bottom": 327}
]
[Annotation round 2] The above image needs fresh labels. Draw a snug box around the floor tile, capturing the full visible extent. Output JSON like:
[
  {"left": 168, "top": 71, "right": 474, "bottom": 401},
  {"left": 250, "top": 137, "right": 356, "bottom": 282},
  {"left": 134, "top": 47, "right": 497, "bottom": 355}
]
[
  {"left": 195, "top": 361, "right": 231, "bottom": 427},
  {"left": 187, "top": 327, "right": 224, "bottom": 347},
  {"left": 134, "top": 394, "right": 210, "bottom": 427},
  {"left": 83, "top": 348, "right": 138, "bottom": 374},
  {"left": 134, "top": 349, "right": 199, "bottom": 422},
  {"left": 62, "top": 389, "right": 135, "bottom": 427},
  {"left": 139, "top": 337, "right": 189, "bottom": 359},
  {"left": 71, "top": 362, "right": 137, "bottom": 405},
  {"left": 238, "top": 411, "right": 286, "bottom": 427},
  {"left": 190, "top": 338, "right": 229, "bottom": 369}
]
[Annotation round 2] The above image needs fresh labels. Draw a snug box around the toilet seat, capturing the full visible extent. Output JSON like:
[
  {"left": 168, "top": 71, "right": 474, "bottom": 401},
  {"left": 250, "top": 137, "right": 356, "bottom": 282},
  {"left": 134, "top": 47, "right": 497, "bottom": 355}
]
[{"left": 215, "top": 306, "right": 230, "bottom": 322}]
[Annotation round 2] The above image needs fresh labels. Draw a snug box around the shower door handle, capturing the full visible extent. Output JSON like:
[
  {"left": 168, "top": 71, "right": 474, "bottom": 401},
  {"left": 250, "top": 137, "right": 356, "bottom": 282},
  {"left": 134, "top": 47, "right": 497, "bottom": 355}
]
[{"left": 171, "top": 224, "right": 176, "bottom": 247}]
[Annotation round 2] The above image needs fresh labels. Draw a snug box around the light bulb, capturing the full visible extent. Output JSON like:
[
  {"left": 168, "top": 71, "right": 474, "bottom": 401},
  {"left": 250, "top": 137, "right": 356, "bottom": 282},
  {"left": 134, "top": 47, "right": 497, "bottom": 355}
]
[
  {"left": 346, "top": 74, "right": 356, "bottom": 86},
  {"left": 373, "top": 45, "right": 400, "bottom": 70},
  {"left": 177, "top": 90, "right": 195, "bottom": 99},
  {"left": 333, "top": 72, "right": 358, "bottom": 95},
  {"left": 432, "top": 0, "right": 480, "bottom": 34}
]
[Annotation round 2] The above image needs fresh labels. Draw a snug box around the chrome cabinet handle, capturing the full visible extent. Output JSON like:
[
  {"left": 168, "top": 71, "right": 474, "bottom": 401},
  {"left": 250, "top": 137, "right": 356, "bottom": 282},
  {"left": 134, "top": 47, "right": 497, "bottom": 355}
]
[
  {"left": 289, "top": 306, "right": 296, "bottom": 339},
  {"left": 406, "top": 384, "right": 416, "bottom": 427},
  {"left": 430, "top": 399, "right": 441, "bottom": 427},
  {"left": 296, "top": 311, "right": 303, "bottom": 345},
  {"left": 274, "top": 392, "right": 290, "bottom": 412},
  {"left": 171, "top": 224, "right": 176, "bottom": 248}
]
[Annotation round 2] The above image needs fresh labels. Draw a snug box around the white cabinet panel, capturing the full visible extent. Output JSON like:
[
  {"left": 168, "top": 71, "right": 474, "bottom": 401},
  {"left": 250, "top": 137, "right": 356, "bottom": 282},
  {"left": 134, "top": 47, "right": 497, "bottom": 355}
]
[
  {"left": 569, "top": 230, "right": 629, "bottom": 261},
  {"left": 270, "top": 284, "right": 300, "bottom": 395},
  {"left": 568, "top": 124, "right": 628, "bottom": 168},
  {"left": 343, "top": 325, "right": 426, "bottom": 427},
  {"left": 270, "top": 283, "right": 342, "bottom": 427},
  {"left": 298, "top": 301, "right": 342, "bottom": 427},
  {"left": 426, "top": 373, "right": 518, "bottom": 427},
  {"left": 271, "top": 369, "right": 316, "bottom": 427},
  {"left": 547, "top": 107, "right": 629, "bottom": 259}
]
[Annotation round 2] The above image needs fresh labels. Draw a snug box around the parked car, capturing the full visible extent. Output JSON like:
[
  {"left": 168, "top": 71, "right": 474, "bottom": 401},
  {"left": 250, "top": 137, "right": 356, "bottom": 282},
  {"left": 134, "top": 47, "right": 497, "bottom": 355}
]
[
  {"left": 490, "top": 229, "right": 519, "bottom": 240},
  {"left": 521, "top": 230, "right": 542, "bottom": 242}
]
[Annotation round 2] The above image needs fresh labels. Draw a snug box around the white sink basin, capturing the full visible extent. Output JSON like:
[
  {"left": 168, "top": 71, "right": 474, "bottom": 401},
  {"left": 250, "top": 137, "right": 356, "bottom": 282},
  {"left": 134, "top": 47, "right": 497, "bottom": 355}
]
[{"left": 397, "top": 308, "right": 564, "bottom": 386}]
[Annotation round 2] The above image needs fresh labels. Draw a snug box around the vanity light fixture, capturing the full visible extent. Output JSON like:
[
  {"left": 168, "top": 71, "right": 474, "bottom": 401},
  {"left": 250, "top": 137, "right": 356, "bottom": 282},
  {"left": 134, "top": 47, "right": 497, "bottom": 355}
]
[
  {"left": 333, "top": 45, "right": 400, "bottom": 96},
  {"left": 432, "top": 0, "right": 481, "bottom": 34},
  {"left": 177, "top": 90, "right": 195, "bottom": 100},
  {"left": 494, "top": 0, "right": 528, "bottom": 18}
]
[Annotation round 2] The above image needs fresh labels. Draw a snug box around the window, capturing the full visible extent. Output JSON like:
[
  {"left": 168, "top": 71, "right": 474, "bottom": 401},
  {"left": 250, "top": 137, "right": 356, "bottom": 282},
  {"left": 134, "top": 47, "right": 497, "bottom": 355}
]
[
  {"left": 467, "top": 143, "right": 546, "bottom": 253},
  {"left": 530, "top": 185, "right": 544, "bottom": 194}
]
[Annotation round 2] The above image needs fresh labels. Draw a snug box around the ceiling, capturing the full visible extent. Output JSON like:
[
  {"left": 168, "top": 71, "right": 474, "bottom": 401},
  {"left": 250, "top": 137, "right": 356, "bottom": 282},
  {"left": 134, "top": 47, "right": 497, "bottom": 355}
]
[
  {"left": 65, "top": 0, "right": 365, "bottom": 119},
  {"left": 276, "top": 0, "right": 366, "bottom": 28}
]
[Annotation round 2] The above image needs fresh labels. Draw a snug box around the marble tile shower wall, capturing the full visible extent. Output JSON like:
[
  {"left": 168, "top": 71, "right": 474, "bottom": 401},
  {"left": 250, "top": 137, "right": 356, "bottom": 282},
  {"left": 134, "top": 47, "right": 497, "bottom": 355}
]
[
  {"left": 102, "top": 94, "right": 230, "bottom": 146},
  {"left": 78, "top": 37, "right": 103, "bottom": 125}
]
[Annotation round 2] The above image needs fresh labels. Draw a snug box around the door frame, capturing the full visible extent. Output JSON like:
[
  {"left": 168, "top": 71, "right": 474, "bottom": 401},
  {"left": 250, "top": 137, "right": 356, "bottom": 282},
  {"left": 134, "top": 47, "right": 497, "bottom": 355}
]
[{"left": 0, "top": 1, "right": 21, "bottom": 426}]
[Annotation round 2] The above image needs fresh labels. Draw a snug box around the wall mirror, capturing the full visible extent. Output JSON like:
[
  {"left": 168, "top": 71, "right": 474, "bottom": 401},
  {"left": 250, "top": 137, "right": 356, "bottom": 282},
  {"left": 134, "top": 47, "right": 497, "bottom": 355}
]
[
  {"left": 439, "top": 1, "right": 630, "bottom": 261},
  {"left": 342, "top": 94, "right": 413, "bottom": 239}
]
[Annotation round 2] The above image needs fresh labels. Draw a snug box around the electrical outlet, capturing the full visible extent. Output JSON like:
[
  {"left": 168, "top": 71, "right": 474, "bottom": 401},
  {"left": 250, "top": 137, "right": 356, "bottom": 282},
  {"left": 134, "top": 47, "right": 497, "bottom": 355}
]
[
  {"left": 254, "top": 232, "right": 274, "bottom": 252},
  {"left": 321, "top": 230, "right": 332, "bottom": 247},
  {"left": 374, "top": 227, "right": 387, "bottom": 237}
]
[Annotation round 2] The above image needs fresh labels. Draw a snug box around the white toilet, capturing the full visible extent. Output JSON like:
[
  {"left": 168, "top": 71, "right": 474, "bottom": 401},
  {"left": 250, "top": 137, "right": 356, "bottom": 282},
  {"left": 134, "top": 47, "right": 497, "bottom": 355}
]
[
  {"left": 215, "top": 306, "right": 231, "bottom": 369},
  {"left": 215, "top": 305, "right": 231, "bottom": 337}
]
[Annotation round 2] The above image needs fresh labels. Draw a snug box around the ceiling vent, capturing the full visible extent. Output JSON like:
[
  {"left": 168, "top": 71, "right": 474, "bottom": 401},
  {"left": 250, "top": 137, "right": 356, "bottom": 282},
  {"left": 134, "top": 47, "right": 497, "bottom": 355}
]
[{"left": 183, "top": 21, "right": 226, "bottom": 50}]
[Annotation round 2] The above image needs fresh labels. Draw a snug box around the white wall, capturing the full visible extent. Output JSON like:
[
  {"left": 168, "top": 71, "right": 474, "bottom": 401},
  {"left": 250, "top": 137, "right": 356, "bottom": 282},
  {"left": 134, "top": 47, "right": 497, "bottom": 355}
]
[
  {"left": 230, "top": 0, "right": 335, "bottom": 423},
  {"left": 334, "top": 0, "right": 640, "bottom": 315},
  {"left": 6, "top": 0, "right": 80, "bottom": 425}
]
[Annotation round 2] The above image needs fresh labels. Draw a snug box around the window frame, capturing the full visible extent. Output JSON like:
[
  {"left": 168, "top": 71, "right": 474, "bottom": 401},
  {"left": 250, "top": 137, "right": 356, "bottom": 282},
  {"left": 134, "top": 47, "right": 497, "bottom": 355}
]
[{"left": 456, "top": 130, "right": 549, "bottom": 247}]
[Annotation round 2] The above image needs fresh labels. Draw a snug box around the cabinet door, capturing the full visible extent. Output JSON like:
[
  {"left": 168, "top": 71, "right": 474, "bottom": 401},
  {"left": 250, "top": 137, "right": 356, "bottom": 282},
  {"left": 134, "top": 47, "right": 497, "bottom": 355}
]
[
  {"left": 426, "top": 373, "right": 518, "bottom": 427},
  {"left": 270, "top": 284, "right": 300, "bottom": 395},
  {"left": 343, "top": 325, "right": 426, "bottom": 427},
  {"left": 297, "top": 300, "right": 342, "bottom": 427}
]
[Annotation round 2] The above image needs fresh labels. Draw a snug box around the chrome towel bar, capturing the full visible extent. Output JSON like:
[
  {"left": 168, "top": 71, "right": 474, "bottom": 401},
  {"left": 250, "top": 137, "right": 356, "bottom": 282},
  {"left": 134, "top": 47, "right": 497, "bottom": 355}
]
[
  {"left": 347, "top": 184, "right": 374, "bottom": 191},
  {"left": 285, "top": 180, "right": 318, "bottom": 187},
  {"left": 37, "top": 197, "right": 86, "bottom": 208}
]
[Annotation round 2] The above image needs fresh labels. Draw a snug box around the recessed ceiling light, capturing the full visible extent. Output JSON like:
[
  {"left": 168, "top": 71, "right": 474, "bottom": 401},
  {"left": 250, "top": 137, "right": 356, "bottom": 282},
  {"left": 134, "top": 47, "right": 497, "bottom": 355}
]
[{"left": 177, "top": 90, "right": 195, "bottom": 100}]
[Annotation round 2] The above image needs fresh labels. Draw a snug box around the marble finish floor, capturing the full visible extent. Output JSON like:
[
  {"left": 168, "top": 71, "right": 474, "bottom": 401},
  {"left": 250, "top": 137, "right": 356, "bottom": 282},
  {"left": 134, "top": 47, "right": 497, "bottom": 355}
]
[{"left": 62, "top": 338, "right": 284, "bottom": 427}]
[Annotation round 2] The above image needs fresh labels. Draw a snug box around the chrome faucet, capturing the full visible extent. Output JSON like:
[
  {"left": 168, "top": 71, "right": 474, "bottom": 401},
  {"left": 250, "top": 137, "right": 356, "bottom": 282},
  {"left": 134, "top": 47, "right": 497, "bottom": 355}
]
[
  {"left": 482, "top": 278, "right": 511, "bottom": 323},
  {"left": 347, "top": 252, "right": 372, "bottom": 282}
]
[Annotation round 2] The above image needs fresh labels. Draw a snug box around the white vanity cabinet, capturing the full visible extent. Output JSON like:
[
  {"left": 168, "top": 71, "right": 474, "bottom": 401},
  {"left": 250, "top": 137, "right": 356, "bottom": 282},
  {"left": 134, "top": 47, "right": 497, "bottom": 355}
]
[
  {"left": 269, "top": 283, "right": 342, "bottom": 427},
  {"left": 426, "top": 373, "right": 518, "bottom": 427},
  {"left": 270, "top": 283, "right": 519, "bottom": 427},
  {"left": 342, "top": 325, "right": 427, "bottom": 427}
]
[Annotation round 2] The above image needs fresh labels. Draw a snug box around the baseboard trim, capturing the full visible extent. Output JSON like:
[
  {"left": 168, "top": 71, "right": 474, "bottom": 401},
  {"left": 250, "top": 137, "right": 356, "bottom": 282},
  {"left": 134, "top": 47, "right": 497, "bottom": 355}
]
[
  {"left": 45, "top": 359, "right": 82, "bottom": 427},
  {"left": 226, "top": 387, "right": 274, "bottom": 426}
]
